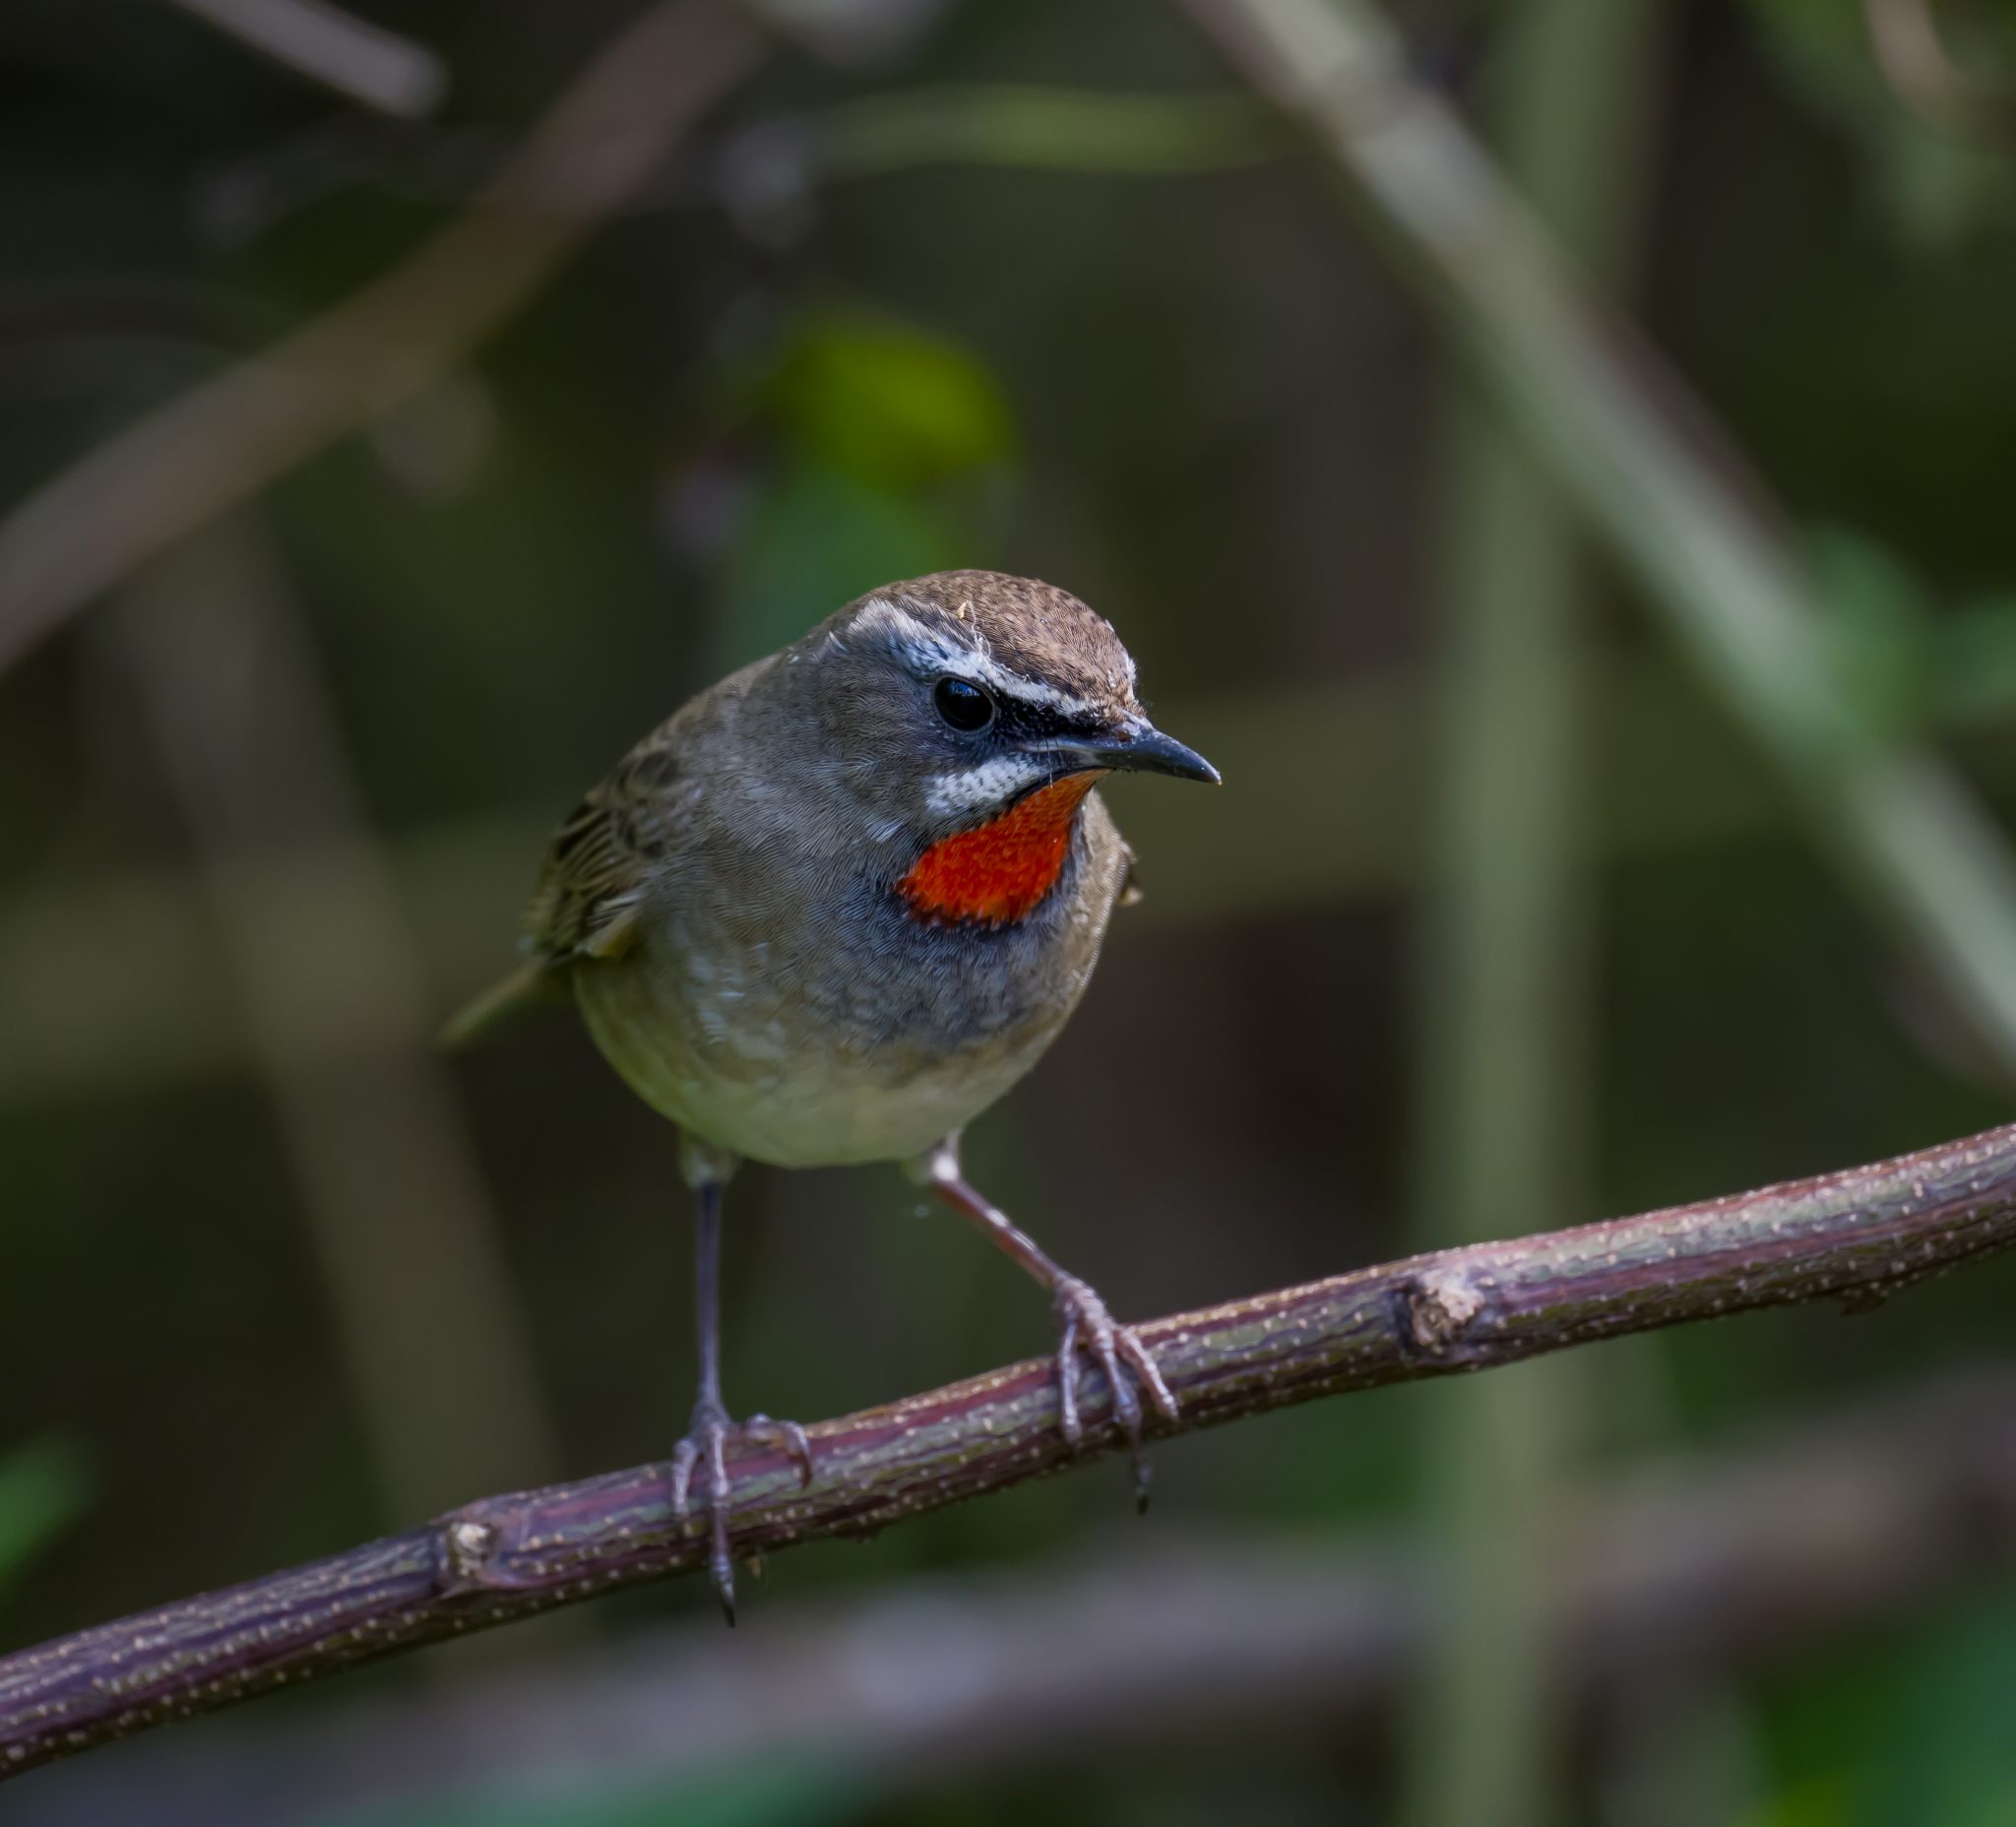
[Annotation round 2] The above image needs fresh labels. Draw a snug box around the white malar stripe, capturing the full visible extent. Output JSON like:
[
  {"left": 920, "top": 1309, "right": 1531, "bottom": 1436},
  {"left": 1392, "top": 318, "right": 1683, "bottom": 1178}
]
[
  {"left": 850, "top": 597, "right": 1103, "bottom": 721},
  {"left": 925, "top": 754, "right": 1047, "bottom": 820}
]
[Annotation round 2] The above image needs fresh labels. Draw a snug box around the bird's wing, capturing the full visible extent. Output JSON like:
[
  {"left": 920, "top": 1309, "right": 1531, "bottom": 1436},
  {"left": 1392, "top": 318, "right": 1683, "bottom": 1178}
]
[
  {"left": 525, "top": 718, "right": 687, "bottom": 963},
  {"left": 440, "top": 716, "right": 689, "bottom": 1048}
]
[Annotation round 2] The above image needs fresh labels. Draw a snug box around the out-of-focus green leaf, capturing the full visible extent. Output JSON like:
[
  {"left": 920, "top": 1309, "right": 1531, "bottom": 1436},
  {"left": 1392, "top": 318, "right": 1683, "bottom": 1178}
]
[
  {"left": 769, "top": 317, "right": 1016, "bottom": 487},
  {"left": 1938, "top": 596, "right": 2016, "bottom": 727},
  {"left": 0, "top": 1437, "right": 92, "bottom": 1605},
  {"left": 1742, "top": 0, "right": 2015, "bottom": 248},
  {"left": 696, "top": 310, "right": 1017, "bottom": 667},
  {"left": 1804, "top": 523, "right": 2016, "bottom": 736},
  {"left": 1803, "top": 524, "right": 1937, "bottom": 738},
  {"left": 1746, "top": 0, "right": 1919, "bottom": 111},
  {"left": 715, "top": 462, "right": 974, "bottom": 666},
  {"left": 1881, "top": 126, "right": 2007, "bottom": 249},
  {"left": 1740, "top": 1773, "right": 1850, "bottom": 1827},
  {"left": 1858, "top": 1590, "right": 2016, "bottom": 1826},
  {"left": 1752, "top": 1583, "right": 2016, "bottom": 1827},
  {"left": 322, "top": 1753, "right": 869, "bottom": 1827},
  {"left": 810, "top": 85, "right": 1282, "bottom": 181}
]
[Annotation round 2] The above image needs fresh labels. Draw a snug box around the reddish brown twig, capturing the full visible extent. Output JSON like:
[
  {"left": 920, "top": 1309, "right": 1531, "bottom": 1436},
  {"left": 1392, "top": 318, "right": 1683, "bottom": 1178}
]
[
  {"left": 7, "top": 1119, "right": 2016, "bottom": 1779},
  {"left": 24, "top": 1368, "right": 2016, "bottom": 1823}
]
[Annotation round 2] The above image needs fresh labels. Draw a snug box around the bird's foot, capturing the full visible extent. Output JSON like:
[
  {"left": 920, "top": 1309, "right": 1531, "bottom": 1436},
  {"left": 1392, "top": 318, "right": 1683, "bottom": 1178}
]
[
  {"left": 1049, "top": 1274, "right": 1178, "bottom": 1512},
  {"left": 669, "top": 1402, "right": 814, "bottom": 1624}
]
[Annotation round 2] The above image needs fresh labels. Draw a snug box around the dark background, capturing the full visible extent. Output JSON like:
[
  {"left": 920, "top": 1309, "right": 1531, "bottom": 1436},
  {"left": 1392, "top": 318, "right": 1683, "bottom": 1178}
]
[{"left": 5, "top": 0, "right": 2016, "bottom": 1821}]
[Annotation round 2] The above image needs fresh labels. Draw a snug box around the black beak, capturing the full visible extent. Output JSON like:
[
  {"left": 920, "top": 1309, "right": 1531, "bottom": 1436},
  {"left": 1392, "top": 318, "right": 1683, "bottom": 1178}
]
[{"left": 1040, "top": 721, "right": 1221, "bottom": 786}]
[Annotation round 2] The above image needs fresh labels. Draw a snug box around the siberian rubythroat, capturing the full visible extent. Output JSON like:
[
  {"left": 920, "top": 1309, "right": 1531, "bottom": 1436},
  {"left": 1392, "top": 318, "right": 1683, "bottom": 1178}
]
[{"left": 450, "top": 571, "right": 1220, "bottom": 1616}]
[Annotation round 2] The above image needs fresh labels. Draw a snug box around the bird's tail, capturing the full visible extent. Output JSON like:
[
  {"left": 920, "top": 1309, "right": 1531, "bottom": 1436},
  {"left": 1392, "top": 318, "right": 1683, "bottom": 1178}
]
[{"left": 438, "top": 957, "right": 570, "bottom": 1049}]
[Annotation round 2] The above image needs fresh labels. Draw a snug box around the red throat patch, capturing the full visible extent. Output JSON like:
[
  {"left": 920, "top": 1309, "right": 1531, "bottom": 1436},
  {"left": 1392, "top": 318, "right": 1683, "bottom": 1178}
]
[{"left": 899, "top": 773, "right": 1104, "bottom": 926}]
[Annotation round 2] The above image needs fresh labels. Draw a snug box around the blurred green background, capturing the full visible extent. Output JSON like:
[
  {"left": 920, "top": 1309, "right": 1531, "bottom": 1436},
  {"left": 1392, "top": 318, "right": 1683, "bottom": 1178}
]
[{"left": 5, "top": 0, "right": 2016, "bottom": 1822}]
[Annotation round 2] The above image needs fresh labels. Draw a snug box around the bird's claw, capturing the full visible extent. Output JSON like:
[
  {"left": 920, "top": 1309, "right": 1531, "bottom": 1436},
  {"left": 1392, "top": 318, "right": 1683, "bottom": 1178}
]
[
  {"left": 1050, "top": 1275, "right": 1178, "bottom": 1512},
  {"left": 669, "top": 1403, "right": 815, "bottom": 1624}
]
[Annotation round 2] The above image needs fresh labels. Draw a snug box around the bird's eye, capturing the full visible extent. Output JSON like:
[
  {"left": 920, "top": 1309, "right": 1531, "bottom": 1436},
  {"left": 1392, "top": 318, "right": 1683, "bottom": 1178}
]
[{"left": 933, "top": 677, "right": 995, "bottom": 732}]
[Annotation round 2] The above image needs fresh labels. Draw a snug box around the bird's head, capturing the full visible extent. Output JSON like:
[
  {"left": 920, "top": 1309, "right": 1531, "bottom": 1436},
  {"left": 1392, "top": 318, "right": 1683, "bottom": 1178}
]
[{"left": 789, "top": 570, "right": 1219, "bottom": 925}]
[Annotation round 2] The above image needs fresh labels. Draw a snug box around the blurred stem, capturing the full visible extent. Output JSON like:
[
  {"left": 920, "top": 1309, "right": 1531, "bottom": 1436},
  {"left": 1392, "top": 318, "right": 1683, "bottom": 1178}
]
[
  {"left": 162, "top": 0, "right": 447, "bottom": 118},
  {"left": 1864, "top": 0, "right": 2016, "bottom": 143},
  {"left": 1408, "top": 4, "right": 1663, "bottom": 1823},
  {"left": 1185, "top": 0, "right": 2016, "bottom": 1096},
  {"left": 0, "top": 1440, "right": 93, "bottom": 1608},
  {"left": 0, "top": 0, "right": 762, "bottom": 677},
  {"left": 115, "top": 522, "right": 563, "bottom": 1525},
  {"left": 804, "top": 86, "right": 1281, "bottom": 179}
]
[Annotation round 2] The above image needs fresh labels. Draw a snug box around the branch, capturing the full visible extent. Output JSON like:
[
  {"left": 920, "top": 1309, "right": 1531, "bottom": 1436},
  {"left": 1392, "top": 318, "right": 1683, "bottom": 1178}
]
[
  {"left": 0, "top": 0, "right": 764, "bottom": 677},
  {"left": 23, "top": 1369, "right": 2016, "bottom": 1822},
  {"left": 7, "top": 1120, "right": 2016, "bottom": 1778}
]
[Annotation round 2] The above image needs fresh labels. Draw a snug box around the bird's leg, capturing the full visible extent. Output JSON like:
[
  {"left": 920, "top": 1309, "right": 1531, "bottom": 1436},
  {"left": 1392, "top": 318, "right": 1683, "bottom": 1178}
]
[
  {"left": 667, "top": 1176, "right": 813, "bottom": 1624},
  {"left": 911, "top": 1137, "right": 1176, "bottom": 1509}
]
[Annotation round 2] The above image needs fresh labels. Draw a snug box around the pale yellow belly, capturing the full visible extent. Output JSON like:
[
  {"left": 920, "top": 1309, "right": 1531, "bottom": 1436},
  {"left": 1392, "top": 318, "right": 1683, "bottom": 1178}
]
[{"left": 573, "top": 961, "right": 1061, "bottom": 1168}]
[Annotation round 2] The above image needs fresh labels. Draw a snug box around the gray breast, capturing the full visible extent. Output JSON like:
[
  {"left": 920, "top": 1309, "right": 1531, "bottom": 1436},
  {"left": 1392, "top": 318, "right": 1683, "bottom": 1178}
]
[{"left": 578, "top": 793, "right": 1129, "bottom": 1164}]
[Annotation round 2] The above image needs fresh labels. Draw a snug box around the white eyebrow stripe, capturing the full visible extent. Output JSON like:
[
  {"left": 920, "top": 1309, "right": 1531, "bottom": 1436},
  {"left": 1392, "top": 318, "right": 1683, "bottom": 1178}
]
[
  {"left": 924, "top": 754, "right": 1046, "bottom": 819},
  {"left": 850, "top": 596, "right": 1102, "bottom": 721}
]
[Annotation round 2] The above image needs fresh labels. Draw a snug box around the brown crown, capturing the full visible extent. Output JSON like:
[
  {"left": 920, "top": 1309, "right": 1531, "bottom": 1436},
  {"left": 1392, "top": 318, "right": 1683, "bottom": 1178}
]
[{"left": 852, "top": 570, "right": 1139, "bottom": 711}]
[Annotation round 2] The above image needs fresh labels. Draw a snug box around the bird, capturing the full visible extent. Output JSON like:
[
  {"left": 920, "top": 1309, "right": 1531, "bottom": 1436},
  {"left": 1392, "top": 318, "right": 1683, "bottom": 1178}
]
[{"left": 447, "top": 569, "right": 1220, "bottom": 1618}]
